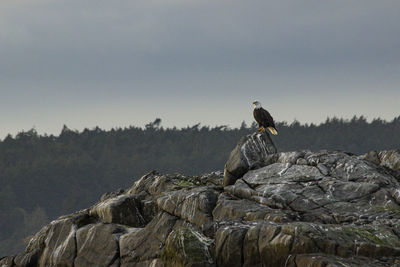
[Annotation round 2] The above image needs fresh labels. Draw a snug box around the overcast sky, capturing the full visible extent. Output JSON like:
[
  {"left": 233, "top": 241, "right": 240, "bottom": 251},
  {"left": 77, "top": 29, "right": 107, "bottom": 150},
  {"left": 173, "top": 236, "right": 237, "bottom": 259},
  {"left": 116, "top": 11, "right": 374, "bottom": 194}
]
[{"left": 1, "top": 0, "right": 399, "bottom": 138}]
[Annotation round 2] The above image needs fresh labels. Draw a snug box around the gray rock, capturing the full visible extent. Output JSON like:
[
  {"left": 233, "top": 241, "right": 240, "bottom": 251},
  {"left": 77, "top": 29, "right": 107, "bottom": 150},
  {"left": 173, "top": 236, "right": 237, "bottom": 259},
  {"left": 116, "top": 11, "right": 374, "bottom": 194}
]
[
  {"left": 215, "top": 221, "right": 400, "bottom": 267},
  {"left": 277, "top": 151, "right": 306, "bottom": 164},
  {"left": 13, "top": 226, "right": 48, "bottom": 267},
  {"left": 119, "top": 212, "right": 178, "bottom": 266},
  {"left": 8, "top": 149, "right": 400, "bottom": 267},
  {"left": 74, "top": 223, "right": 126, "bottom": 267},
  {"left": 212, "top": 193, "right": 290, "bottom": 222},
  {"left": 223, "top": 131, "right": 277, "bottom": 186},
  {"left": 227, "top": 151, "right": 400, "bottom": 225},
  {"left": 90, "top": 194, "right": 148, "bottom": 227},
  {"left": 317, "top": 163, "right": 330, "bottom": 175},
  {"left": 215, "top": 224, "right": 249, "bottom": 267},
  {"left": 127, "top": 171, "right": 201, "bottom": 198},
  {"left": 100, "top": 188, "right": 125, "bottom": 202},
  {"left": 199, "top": 171, "right": 224, "bottom": 188},
  {"left": 157, "top": 187, "right": 218, "bottom": 234},
  {"left": 296, "top": 158, "right": 308, "bottom": 165},
  {"left": 11, "top": 210, "right": 97, "bottom": 267},
  {"left": 285, "top": 253, "right": 400, "bottom": 267},
  {"left": 161, "top": 227, "right": 215, "bottom": 267},
  {"left": 13, "top": 249, "right": 40, "bottom": 267},
  {"left": 379, "top": 150, "right": 400, "bottom": 171},
  {"left": 0, "top": 256, "right": 14, "bottom": 267},
  {"left": 361, "top": 150, "right": 381, "bottom": 165},
  {"left": 38, "top": 217, "right": 77, "bottom": 267}
]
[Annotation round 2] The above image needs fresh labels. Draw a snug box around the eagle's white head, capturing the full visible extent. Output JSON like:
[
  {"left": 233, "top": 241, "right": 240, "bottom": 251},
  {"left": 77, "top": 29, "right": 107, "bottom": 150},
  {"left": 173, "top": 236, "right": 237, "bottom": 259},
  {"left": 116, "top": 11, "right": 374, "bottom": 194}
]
[{"left": 252, "top": 101, "right": 262, "bottom": 109}]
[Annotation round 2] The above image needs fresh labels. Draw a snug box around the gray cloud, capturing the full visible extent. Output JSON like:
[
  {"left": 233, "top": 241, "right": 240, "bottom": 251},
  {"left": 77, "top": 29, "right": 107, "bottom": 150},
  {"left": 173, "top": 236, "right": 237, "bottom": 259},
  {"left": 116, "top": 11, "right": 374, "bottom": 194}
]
[{"left": 1, "top": 0, "right": 399, "bottom": 137}]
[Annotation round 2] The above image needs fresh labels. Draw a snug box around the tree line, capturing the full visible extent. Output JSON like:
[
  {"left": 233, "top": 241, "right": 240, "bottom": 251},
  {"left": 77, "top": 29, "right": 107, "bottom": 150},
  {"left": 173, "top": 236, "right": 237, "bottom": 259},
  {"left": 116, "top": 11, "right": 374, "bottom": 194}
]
[{"left": 0, "top": 116, "right": 399, "bottom": 256}]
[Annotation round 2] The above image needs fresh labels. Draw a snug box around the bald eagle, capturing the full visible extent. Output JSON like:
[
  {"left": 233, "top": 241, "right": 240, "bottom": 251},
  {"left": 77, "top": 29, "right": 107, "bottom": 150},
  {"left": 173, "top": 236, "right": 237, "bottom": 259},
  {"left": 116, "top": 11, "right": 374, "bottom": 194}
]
[{"left": 252, "top": 101, "right": 278, "bottom": 135}]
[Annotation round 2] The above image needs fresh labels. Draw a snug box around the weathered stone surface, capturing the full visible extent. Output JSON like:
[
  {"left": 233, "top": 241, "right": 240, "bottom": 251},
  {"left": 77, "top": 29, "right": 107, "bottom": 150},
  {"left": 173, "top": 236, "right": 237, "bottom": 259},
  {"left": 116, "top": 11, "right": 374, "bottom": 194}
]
[
  {"left": 119, "top": 212, "right": 178, "bottom": 266},
  {"left": 9, "top": 210, "right": 96, "bottom": 267},
  {"left": 13, "top": 249, "right": 40, "bottom": 267},
  {"left": 362, "top": 150, "right": 381, "bottom": 165},
  {"left": 128, "top": 258, "right": 164, "bottom": 267},
  {"left": 0, "top": 256, "right": 15, "bottom": 267},
  {"left": 285, "top": 253, "right": 400, "bottom": 267},
  {"left": 161, "top": 227, "right": 214, "bottom": 267},
  {"left": 74, "top": 223, "right": 126, "bottom": 267},
  {"left": 128, "top": 171, "right": 203, "bottom": 198},
  {"left": 213, "top": 193, "right": 269, "bottom": 221},
  {"left": 215, "top": 224, "right": 249, "bottom": 267},
  {"left": 90, "top": 194, "right": 148, "bottom": 227},
  {"left": 227, "top": 151, "right": 400, "bottom": 226},
  {"left": 13, "top": 224, "right": 49, "bottom": 267},
  {"left": 213, "top": 193, "right": 295, "bottom": 223},
  {"left": 157, "top": 187, "right": 218, "bottom": 233},
  {"left": 7, "top": 148, "right": 400, "bottom": 267},
  {"left": 38, "top": 217, "right": 76, "bottom": 267},
  {"left": 199, "top": 171, "right": 224, "bottom": 188},
  {"left": 224, "top": 131, "right": 277, "bottom": 186},
  {"left": 100, "top": 188, "right": 125, "bottom": 202},
  {"left": 215, "top": 221, "right": 400, "bottom": 267},
  {"left": 379, "top": 150, "right": 400, "bottom": 171}
]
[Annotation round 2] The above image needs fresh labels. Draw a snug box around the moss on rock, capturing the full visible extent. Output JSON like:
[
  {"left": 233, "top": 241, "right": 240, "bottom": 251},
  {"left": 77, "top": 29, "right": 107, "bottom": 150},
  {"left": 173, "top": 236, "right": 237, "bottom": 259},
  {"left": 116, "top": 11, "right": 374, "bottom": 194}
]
[
  {"left": 161, "top": 227, "right": 214, "bottom": 267},
  {"left": 342, "top": 226, "right": 400, "bottom": 248},
  {"left": 174, "top": 179, "right": 197, "bottom": 188}
]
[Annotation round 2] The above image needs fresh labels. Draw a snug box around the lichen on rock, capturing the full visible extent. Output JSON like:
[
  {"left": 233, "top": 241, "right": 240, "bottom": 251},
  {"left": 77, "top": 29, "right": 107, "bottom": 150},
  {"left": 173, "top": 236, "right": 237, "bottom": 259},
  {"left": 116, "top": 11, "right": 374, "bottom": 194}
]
[{"left": 161, "top": 227, "right": 214, "bottom": 267}]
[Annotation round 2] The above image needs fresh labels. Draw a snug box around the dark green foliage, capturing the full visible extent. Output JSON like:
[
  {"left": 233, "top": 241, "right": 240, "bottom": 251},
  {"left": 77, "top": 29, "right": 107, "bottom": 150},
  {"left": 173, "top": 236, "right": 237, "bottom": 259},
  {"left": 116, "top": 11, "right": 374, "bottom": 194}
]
[
  {"left": 273, "top": 116, "right": 400, "bottom": 153},
  {"left": 0, "top": 116, "right": 399, "bottom": 256}
]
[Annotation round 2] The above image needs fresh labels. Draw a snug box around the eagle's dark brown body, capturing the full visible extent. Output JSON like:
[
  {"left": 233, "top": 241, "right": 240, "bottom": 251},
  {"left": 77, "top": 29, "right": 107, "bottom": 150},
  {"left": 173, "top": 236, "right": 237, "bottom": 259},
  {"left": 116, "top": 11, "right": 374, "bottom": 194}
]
[{"left": 253, "top": 107, "right": 278, "bottom": 134}]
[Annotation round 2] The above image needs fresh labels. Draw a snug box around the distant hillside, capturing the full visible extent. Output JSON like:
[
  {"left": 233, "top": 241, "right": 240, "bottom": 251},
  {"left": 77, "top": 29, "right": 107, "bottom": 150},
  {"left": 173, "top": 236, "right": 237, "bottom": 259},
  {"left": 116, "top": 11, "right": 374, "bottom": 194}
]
[{"left": 0, "top": 116, "right": 399, "bottom": 256}]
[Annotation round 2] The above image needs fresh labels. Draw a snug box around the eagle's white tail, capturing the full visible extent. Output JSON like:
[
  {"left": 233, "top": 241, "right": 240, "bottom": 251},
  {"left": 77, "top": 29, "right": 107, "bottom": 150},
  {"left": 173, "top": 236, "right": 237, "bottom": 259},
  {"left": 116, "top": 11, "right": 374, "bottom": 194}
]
[{"left": 268, "top": 127, "right": 278, "bottom": 135}]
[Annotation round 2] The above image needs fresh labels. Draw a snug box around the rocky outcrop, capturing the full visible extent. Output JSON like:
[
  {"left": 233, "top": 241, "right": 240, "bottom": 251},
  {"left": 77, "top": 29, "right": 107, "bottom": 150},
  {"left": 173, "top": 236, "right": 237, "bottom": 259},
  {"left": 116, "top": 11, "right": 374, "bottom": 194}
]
[
  {"left": 162, "top": 227, "right": 214, "bottom": 267},
  {"left": 224, "top": 131, "right": 277, "bottom": 186},
  {"left": 2, "top": 145, "right": 400, "bottom": 266},
  {"left": 362, "top": 149, "right": 400, "bottom": 172}
]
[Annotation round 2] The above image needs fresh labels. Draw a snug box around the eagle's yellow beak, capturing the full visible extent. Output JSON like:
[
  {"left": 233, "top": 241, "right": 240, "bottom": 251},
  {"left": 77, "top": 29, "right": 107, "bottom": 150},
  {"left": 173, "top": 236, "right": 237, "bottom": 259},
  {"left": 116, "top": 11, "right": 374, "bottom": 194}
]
[{"left": 252, "top": 101, "right": 256, "bottom": 105}]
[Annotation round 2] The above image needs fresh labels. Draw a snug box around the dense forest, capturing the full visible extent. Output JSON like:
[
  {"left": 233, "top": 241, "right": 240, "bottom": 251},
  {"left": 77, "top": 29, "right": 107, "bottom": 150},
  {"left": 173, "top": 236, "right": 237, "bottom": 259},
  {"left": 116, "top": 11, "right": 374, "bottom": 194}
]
[{"left": 1, "top": 116, "right": 400, "bottom": 256}]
